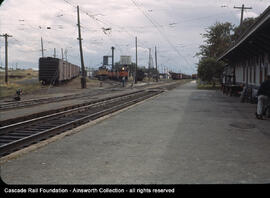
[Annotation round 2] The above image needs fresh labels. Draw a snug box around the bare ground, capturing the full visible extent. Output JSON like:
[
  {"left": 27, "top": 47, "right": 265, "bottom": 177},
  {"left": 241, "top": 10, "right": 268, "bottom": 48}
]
[{"left": 0, "top": 77, "right": 120, "bottom": 102}]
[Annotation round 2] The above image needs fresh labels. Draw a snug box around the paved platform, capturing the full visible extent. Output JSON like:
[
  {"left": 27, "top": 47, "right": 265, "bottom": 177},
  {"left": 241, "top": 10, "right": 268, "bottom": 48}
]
[{"left": 1, "top": 81, "right": 270, "bottom": 184}]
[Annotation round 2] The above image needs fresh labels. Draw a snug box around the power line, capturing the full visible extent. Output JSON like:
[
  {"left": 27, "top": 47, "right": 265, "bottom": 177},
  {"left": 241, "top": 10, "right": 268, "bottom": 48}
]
[
  {"left": 62, "top": 0, "right": 128, "bottom": 58},
  {"left": 130, "top": 0, "right": 193, "bottom": 72},
  {"left": 62, "top": 0, "right": 175, "bottom": 71}
]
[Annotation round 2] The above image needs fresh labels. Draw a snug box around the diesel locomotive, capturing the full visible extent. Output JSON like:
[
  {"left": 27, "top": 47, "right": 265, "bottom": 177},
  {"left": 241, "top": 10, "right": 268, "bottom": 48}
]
[{"left": 95, "top": 66, "right": 128, "bottom": 81}]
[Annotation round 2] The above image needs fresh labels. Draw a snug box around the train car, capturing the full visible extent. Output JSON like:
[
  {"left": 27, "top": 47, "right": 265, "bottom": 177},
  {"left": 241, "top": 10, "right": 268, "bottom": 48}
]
[
  {"left": 182, "top": 74, "right": 192, "bottom": 79},
  {"left": 95, "top": 65, "right": 129, "bottom": 81},
  {"left": 170, "top": 72, "right": 191, "bottom": 80},
  {"left": 95, "top": 66, "right": 109, "bottom": 80},
  {"left": 117, "top": 66, "right": 128, "bottom": 81},
  {"left": 192, "top": 74, "right": 197, "bottom": 80},
  {"left": 136, "top": 69, "right": 145, "bottom": 81},
  {"left": 170, "top": 72, "right": 182, "bottom": 80},
  {"left": 39, "top": 57, "right": 80, "bottom": 85}
]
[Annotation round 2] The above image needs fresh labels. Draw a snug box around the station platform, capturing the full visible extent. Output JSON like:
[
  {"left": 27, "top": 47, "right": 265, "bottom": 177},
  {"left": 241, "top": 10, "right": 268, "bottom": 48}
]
[{"left": 1, "top": 81, "right": 270, "bottom": 184}]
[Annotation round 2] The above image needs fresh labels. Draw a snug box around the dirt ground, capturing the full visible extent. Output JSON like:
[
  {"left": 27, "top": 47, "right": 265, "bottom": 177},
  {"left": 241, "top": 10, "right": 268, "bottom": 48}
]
[{"left": 0, "top": 77, "right": 122, "bottom": 102}]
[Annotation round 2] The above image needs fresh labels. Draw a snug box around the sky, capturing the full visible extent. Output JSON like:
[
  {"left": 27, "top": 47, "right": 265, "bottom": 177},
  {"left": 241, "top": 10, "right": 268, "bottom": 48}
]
[{"left": 0, "top": 0, "right": 269, "bottom": 74}]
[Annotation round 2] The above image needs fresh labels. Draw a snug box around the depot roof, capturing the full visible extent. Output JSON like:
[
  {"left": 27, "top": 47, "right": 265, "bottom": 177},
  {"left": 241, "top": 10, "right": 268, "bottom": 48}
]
[{"left": 218, "top": 6, "right": 270, "bottom": 62}]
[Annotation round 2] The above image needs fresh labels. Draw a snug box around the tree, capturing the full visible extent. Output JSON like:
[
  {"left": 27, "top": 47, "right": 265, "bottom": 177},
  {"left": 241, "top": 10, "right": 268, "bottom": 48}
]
[
  {"left": 196, "top": 19, "right": 255, "bottom": 84},
  {"left": 197, "top": 19, "right": 256, "bottom": 60},
  {"left": 196, "top": 22, "right": 234, "bottom": 59},
  {"left": 231, "top": 17, "right": 256, "bottom": 42},
  {"left": 197, "top": 57, "right": 225, "bottom": 85}
]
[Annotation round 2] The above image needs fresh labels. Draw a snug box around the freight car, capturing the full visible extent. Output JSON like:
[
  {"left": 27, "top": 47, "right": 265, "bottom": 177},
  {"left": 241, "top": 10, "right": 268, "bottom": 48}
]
[
  {"left": 170, "top": 72, "right": 182, "bottom": 80},
  {"left": 192, "top": 74, "right": 197, "bottom": 80},
  {"left": 170, "top": 72, "right": 191, "bottom": 80},
  {"left": 135, "top": 69, "right": 145, "bottom": 81},
  {"left": 182, "top": 73, "right": 192, "bottom": 79},
  {"left": 39, "top": 57, "right": 80, "bottom": 85}
]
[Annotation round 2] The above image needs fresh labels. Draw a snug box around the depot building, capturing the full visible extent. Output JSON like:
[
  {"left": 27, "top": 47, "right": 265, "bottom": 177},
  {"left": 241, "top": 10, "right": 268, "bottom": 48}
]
[{"left": 219, "top": 6, "right": 270, "bottom": 92}]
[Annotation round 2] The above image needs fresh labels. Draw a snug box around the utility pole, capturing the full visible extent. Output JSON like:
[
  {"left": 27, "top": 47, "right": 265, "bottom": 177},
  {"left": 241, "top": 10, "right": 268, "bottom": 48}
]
[
  {"left": 64, "top": 49, "right": 68, "bottom": 61},
  {"left": 111, "top": 46, "right": 115, "bottom": 71},
  {"left": 61, "top": 48, "right": 64, "bottom": 60},
  {"left": 234, "top": 4, "right": 252, "bottom": 25},
  {"left": 41, "top": 37, "right": 44, "bottom": 57},
  {"left": 77, "top": 5, "right": 86, "bottom": 88},
  {"left": 53, "top": 48, "right": 56, "bottom": 58},
  {"left": 0, "top": 33, "right": 12, "bottom": 84},
  {"left": 234, "top": 4, "right": 252, "bottom": 88},
  {"left": 135, "top": 37, "right": 138, "bottom": 84},
  {"left": 148, "top": 48, "right": 151, "bottom": 83},
  {"left": 155, "top": 46, "right": 158, "bottom": 82}
]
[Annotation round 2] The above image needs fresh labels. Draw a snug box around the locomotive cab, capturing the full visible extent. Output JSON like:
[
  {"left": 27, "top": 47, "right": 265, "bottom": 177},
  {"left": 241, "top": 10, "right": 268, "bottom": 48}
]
[{"left": 119, "top": 66, "right": 128, "bottom": 81}]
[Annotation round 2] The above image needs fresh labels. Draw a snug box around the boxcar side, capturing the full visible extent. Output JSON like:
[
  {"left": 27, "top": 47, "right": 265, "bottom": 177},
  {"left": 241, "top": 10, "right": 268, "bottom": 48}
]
[
  {"left": 39, "top": 57, "right": 80, "bottom": 85},
  {"left": 39, "top": 57, "right": 60, "bottom": 84}
]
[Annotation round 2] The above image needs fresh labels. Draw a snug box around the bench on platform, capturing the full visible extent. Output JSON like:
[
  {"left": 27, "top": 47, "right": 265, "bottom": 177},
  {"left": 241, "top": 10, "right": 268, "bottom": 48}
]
[{"left": 222, "top": 84, "right": 243, "bottom": 97}]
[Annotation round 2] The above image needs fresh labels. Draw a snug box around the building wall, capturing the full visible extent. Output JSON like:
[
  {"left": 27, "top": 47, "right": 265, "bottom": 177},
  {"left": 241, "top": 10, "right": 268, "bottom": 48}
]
[
  {"left": 235, "top": 66, "right": 243, "bottom": 83},
  {"left": 233, "top": 52, "right": 269, "bottom": 88}
]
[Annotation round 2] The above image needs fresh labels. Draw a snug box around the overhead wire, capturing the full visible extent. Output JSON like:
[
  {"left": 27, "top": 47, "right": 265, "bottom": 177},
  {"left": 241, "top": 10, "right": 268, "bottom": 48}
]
[
  {"left": 62, "top": 0, "right": 143, "bottom": 66},
  {"left": 62, "top": 0, "right": 190, "bottom": 71},
  {"left": 130, "top": 0, "right": 193, "bottom": 73}
]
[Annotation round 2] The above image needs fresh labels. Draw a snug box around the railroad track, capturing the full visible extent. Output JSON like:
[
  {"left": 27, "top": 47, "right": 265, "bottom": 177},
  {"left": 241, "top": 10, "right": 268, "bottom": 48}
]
[
  {"left": 0, "top": 90, "right": 163, "bottom": 157},
  {"left": 0, "top": 88, "right": 120, "bottom": 111},
  {"left": 0, "top": 80, "right": 183, "bottom": 111}
]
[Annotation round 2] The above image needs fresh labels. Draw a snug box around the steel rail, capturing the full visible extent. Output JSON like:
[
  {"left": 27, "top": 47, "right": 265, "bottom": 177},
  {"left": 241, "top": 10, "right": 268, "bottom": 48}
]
[
  {"left": 0, "top": 90, "right": 145, "bottom": 127},
  {"left": 0, "top": 80, "right": 180, "bottom": 110},
  {"left": 0, "top": 90, "right": 162, "bottom": 157},
  {"left": 0, "top": 89, "right": 112, "bottom": 110},
  {"left": 0, "top": 90, "right": 147, "bottom": 133}
]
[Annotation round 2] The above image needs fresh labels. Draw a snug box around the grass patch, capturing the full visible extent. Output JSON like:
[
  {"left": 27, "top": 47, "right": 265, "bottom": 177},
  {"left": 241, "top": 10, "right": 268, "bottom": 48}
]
[
  {"left": 0, "top": 82, "right": 41, "bottom": 98},
  {"left": 86, "top": 78, "right": 100, "bottom": 86},
  {"left": 0, "top": 69, "right": 41, "bottom": 98},
  {"left": 197, "top": 84, "right": 221, "bottom": 90},
  {"left": 0, "top": 69, "right": 38, "bottom": 84},
  {"left": 196, "top": 79, "right": 221, "bottom": 90}
]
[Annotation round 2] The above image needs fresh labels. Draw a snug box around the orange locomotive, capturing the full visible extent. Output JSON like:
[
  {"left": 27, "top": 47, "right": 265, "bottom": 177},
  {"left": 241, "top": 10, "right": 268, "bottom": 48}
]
[
  {"left": 117, "top": 66, "right": 128, "bottom": 81},
  {"left": 96, "top": 66, "right": 128, "bottom": 81}
]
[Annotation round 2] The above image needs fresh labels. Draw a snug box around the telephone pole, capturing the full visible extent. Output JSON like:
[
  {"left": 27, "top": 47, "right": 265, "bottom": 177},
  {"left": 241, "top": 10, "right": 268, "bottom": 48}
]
[
  {"left": 155, "top": 46, "right": 158, "bottom": 82},
  {"left": 77, "top": 5, "right": 86, "bottom": 88},
  {"left": 148, "top": 48, "right": 151, "bottom": 83},
  {"left": 64, "top": 49, "right": 68, "bottom": 61},
  {"left": 135, "top": 37, "right": 138, "bottom": 84},
  {"left": 0, "top": 33, "right": 12, "bottom": 84},
  {"left": 234, "top": 4, "right": 252, "bottom": 25},
  {"left": 61, "top": 48, "right": 64, "bottom": 60},
  {"left": 41, "top": 37, "right": 44, "bottom": 57},
  {"left": 53, "top": 48, "right": 56, "bottom": 58},
  {"left": 111, "top": 46, "right": 115, "bottom": 71}
]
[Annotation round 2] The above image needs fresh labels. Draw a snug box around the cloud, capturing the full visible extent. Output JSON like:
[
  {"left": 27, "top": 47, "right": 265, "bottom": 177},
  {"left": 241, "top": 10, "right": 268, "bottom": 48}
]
[
  {"left": 0, "top": 0, "right": 269, "bottom": 73},
  {"left": 242, "top": 11, "right": 259, "bottom": 18}
]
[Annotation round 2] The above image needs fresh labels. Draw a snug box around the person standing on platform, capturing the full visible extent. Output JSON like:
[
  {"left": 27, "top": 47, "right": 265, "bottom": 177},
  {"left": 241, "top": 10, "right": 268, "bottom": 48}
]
[{"left": 256, "top": 75, "right": 270, "bottom": 119}]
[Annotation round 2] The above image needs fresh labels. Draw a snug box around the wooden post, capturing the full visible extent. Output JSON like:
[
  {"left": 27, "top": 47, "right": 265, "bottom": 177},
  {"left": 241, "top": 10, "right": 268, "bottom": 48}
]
[
  {"left": 0, "top": 33, "right": 12, "bottom": 84},
  {"left": 77, "top": 5, "right": 86, "bottom": 88}
]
